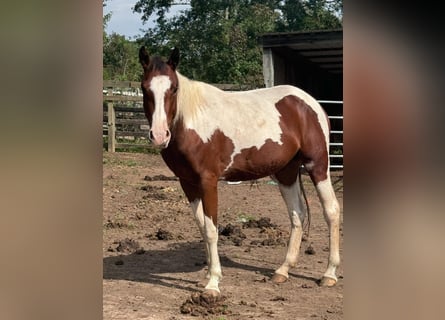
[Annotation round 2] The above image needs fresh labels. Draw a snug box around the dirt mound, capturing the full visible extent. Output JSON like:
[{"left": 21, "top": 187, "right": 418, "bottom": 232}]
[
  {"left": 104, "top": 219, "right": 129, "bottom": 229},
  {"left": 145, "top": 228, "right": 176, "bottom": 240},
  {"left": 304, "top": 242, "right": 316, "bottom": 255},
  {"left": 114, "top": 238, "right": 143, "bottom": 253},
  {"left": 219, "top": 223, "right": 246, "bottom": 246},
  {"left": 242, "top": 217, "right": 277, "bottom": 229},
  {"left": 155, "top": 228, "right": 174, "bottom": 240},
  {"left": 144, "top": 174, "right": 178, "bottom": 181},
  {"left": 140, "top": 185, "right": 168, "bottom": 200},
  {"left": 180, "top": 292, "right": 229, "bottom": 317},
  {"left": 250, "top": 228, "right": 287, "bottom": 247}
]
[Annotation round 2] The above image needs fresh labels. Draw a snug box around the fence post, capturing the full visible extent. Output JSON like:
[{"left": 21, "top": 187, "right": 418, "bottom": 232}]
[{"left": 107, "top": 102, "right": 116, "bottom": 152}]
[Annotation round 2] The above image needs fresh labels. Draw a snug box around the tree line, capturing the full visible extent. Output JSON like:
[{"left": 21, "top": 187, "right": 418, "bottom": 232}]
[{"left": 103, "top": 0, "right": 342, "bottom": 85}]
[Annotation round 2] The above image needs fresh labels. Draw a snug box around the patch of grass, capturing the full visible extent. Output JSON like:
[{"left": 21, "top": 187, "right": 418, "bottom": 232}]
[
  {"left": 116, "top": 146, "right": 161, "bottom": 154},
  {"left": 237, "top": 213, "right": 255, "bottom": 223},
  {"left": 103, "top": 218, "right": 135, "bottom": 230},
  {"left": 103, "top": 135, "right": 161, "bottom": 154},
  {"left": 102, "top": 155, "right": 139, "bottom": 167},
  {"left": 125, "top": 159, "right": 138, "bottom": 167}
]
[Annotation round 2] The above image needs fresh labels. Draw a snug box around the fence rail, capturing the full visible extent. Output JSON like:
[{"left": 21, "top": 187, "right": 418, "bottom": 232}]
[
  {"left": 103, "top": 83, "right": 343, "bottom": 169},
  {"left": 326, "top": 103, "right": 344, "bottom": 169}
]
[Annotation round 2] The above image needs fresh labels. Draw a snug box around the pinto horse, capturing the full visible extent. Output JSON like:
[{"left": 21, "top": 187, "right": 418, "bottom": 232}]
[{"left": 139, "top": 46, "right": 340, "bottom": 297}]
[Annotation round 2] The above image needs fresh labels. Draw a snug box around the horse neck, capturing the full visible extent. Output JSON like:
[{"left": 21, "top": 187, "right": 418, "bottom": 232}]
[{"left": 175, "top": 72, "right": 223, "bottom": 125}]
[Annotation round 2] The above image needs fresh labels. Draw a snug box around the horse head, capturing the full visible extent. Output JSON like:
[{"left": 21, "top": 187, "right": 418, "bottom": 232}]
[{"left": 139, "top": 46, "right": 180, "bottom": 147}]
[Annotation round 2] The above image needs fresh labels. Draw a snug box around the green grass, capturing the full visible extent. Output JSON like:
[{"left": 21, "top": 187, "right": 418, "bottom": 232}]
[
  {"left": 237, "top": 213, "right": 255, "bottom": 223},
  {"left": 103, "top": 137, "right": 161, "bottom": 155},
  {"left": 103, "top": 156, "right": 138, "bottom": 167}
]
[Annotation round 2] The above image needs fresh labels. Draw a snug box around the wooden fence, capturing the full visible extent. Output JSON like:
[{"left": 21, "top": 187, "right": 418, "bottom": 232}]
[
  {"left": 103, "top": 81, "right": 342, "bottom": 169},
  {"left": 103, "top": 80, "right": 258, "bottom": 152}
]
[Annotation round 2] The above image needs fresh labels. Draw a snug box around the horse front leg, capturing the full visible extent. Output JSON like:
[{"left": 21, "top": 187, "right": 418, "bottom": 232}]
[
  {"left": 200, "top": 174, "right": 222, "bottom": 297},
  {"left": 180, "top": 177, "right": 222, "bottom": 296},
  {"left": 180, "top": 179, "right": 210, "bottom": 276},
  {"left": 190, "top": 199, "right": 210, "bottom": 272}
]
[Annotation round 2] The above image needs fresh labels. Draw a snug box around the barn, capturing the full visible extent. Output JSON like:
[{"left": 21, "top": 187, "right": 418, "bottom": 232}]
[
  {"left": 260, "top": 29, "right": 343, "bottom": 169},
  {"left": 260, "top": 29, "right": 342, "bottom": 99}
]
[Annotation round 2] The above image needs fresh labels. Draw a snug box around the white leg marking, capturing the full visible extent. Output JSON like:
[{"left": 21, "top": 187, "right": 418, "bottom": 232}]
[
  {"left": 275, "top": 179, "right": 306, "bottom": 278},
  {"left": 316, "top": 178, "right": 341, "bottom": 282},
  {"left": 203, "top": 215, "right": 222, "bottom": 293},
  {"left": 190, "top": 199, "right": 210, "bottom": 271}
]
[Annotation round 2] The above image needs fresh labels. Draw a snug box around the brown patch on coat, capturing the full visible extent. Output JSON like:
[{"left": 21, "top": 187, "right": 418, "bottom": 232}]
[
  {"left": 274, "top": 95, "right": 329, "bottom": 185},
  {"left": 161, "top": 124, "right": 235, "bottom": 224},
  {"left": 221, "top": 95, "right": 329, "bottom": 186}
]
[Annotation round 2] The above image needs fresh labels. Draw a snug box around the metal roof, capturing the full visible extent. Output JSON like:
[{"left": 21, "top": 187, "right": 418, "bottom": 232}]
[{"left": 260, "top": 29, "right": 343, "bottom": 74}]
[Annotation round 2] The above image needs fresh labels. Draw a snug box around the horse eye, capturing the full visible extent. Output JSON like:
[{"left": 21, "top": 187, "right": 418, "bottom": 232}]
[{"left": 172, "top": 86, "right": 178, "bottom": 95}]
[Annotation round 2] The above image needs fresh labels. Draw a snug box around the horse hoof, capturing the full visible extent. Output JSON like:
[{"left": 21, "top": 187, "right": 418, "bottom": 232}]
[
  {"left": 319, "top": 276, "right": 337, "bottom": 287},
  {"left": 271, "top": 273, "right": 288, "bottom": 284},
  {"left": 201, "top": 289, "right": 220, "bottom": 304}
]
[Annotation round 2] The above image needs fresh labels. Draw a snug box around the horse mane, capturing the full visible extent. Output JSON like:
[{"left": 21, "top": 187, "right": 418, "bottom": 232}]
[{"left": 174, "top": 72, "right": 221, "bottom": 124}]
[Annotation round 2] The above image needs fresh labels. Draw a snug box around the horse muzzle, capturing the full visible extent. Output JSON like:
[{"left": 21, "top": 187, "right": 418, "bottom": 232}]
[{"left": 149, "top": 128, "right": 171, "bottom": 148}]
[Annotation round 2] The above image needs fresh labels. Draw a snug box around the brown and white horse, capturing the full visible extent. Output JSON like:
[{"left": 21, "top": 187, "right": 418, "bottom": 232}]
[{"left": 139, "top": 46, "right": 340, "bottom": 297}]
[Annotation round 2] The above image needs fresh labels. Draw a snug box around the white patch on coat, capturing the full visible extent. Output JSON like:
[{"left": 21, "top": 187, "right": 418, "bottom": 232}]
[
  {"left": 174, "top": 72, "right": 330, "bottom": 170},
  {"left": 149, "top": 75, "right": 171, "bottom": 133},
  {"left": 175, "top": 73, "right": 283, "bottom": 168}
]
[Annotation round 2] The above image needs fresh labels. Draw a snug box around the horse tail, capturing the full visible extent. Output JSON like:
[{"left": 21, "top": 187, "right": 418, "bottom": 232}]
[{"left": 299, "top": 166, "right": 311, "bottom": 239}]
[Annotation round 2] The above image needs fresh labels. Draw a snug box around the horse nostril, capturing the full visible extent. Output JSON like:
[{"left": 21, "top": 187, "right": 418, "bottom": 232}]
[{"left": 166, "top": 129, "right": 171, "bottom": 138}]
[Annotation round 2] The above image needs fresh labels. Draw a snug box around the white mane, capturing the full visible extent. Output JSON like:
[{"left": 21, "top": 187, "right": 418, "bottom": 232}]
[{"left": 174, "top": 72, "right": 223, "bottom": 124}]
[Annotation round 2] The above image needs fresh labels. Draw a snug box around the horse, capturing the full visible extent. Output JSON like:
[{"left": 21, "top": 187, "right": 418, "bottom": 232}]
[{"left": 138, "top": 46, "right": 340, "bottom": 298}]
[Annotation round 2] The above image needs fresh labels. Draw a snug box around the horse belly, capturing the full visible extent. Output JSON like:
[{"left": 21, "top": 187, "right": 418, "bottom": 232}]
[{"left": 222, "top": 142, "right": 297, "bottom": 181}]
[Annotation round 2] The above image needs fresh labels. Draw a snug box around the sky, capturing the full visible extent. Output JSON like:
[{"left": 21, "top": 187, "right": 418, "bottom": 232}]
[{"left": 103, "top": 0, "right": 189, "bottom": 39}]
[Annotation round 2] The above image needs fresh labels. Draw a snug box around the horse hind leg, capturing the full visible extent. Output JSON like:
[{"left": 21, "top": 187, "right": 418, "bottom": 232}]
[
  {"left": 306, "top": 161, "right": 341, "bottom": 286},
  {"left": 271, "top": 162, "right": 307, "bottom": 283},
  {"left": 316, "top": 177, "right": 341, "bottom": 286}
]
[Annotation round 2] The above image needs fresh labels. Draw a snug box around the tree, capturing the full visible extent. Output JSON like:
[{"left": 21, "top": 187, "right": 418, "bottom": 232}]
[
  {"left": 103, "top": 33, "right": 141, "bottom": 81},
  {"left": 103, "top": 0, "right": 142, "bottom": 81},
  {"left": 301, "top": 0, "right": 342, "bottom": 30},
  {"left": 134, "top": 1, "right": 281, "bottom": 85},
  {"left": 103, "top": 0, "right": 112, "bottom": 52},
  {"left": 276, "top": 0, "right": 342, "bottom": 31},
  {"left": 129, "top": 0, "right": 343, "bottom": 84},
  {"left": 103, "top": 0, "right": 112, "bottom": 30}
]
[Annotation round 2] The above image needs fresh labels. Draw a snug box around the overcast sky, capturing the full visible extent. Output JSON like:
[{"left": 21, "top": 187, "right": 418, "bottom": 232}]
[{"left": 103, "top": 0, "right": 189, "bottom": 38}]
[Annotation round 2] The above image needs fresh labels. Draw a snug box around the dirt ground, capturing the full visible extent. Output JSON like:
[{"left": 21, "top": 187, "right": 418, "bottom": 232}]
[{"left": 103, "top": 151, "right": 343, "bottom": 320}]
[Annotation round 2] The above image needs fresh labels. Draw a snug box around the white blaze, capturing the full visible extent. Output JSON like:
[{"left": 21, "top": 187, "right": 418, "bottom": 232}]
[{"left": 149, "top": 75, "right": 171, "bottom": 144}]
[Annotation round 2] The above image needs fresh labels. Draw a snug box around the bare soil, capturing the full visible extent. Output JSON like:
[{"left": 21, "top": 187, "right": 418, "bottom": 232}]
[{"left": 103, "top": 151, "right": 343, "bottom": 320}]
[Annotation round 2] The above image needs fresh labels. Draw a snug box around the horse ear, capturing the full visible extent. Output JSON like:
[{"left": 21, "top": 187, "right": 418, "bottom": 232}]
[
  {"left": 167, "top": 47, "right": 180, "bottom": 70},
  {"left": 139, "top": 46, "right": 150, "bottom": 69}
]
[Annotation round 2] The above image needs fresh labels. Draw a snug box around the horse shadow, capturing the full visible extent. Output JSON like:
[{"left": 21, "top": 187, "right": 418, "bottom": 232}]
[{"left": 103, "top": 241, "right": 319, "bottom": 292}]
